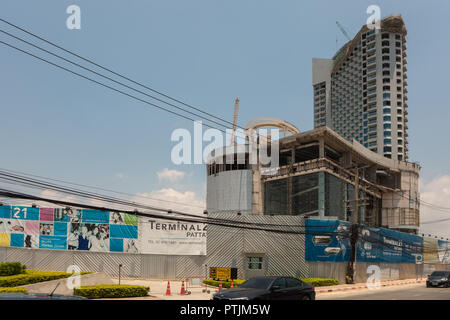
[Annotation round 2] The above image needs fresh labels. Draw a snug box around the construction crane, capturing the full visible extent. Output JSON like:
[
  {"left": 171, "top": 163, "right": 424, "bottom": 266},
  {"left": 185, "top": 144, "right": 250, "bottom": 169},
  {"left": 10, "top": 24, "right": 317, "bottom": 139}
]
[
  {"left": 230, "top": 97, "right": 239, "bottom": 145},
  {"left": 336, "top": 21, "right": 351, "bottom": 41}
]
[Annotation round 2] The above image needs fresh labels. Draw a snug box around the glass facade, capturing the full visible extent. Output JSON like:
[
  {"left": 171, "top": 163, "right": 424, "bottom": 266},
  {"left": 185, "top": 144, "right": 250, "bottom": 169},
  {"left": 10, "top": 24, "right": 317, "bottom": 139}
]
[{"left": 264, "top": 172, "right": 381, "bottom": 226}]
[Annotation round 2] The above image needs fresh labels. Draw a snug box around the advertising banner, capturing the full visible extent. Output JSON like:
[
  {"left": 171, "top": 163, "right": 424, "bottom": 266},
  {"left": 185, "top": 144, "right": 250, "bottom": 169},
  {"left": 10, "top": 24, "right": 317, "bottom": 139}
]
[
  {"left": 305, "top": 219, "right": 351, "bottom": 262},
  {"left": 306, "top": 219, "right": 424, "bottom": 264},
  {"left": 0, "top": 205, "right": 207, "bottom": 255},
  {"left": 140, "top": 217, "right": 206, "bottom": 255},
  {"left": 438, "top": 240, "right": 450, "bottom": 264},
  {"left": 423, "top": 237, "right": 439, "bottom": 263},
  {"left": 357, "top": 226, "right": 423, "bottom": 263}
]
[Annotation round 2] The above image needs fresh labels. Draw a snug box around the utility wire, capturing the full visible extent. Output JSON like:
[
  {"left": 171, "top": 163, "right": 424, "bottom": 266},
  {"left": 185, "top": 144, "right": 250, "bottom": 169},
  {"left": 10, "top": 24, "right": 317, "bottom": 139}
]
[{"left": 0, "top": 18, "right": 238, "bottom": 129}]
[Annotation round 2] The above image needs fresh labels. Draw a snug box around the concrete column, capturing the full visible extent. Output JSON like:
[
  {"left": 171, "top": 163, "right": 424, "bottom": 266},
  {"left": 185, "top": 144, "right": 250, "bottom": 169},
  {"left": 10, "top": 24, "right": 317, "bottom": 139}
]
[
  {"left": 318, "top": 172, "right": 325, "bottom": 217},
  {"left": 319, "top": 138, "right": 325, "bottom": 158}
]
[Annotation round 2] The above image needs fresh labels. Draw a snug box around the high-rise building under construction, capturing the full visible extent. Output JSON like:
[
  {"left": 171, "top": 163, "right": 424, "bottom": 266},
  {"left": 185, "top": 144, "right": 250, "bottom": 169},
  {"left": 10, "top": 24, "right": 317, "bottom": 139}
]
[{"left": 312, "top": 15, "right": 408, "bottom": 161}]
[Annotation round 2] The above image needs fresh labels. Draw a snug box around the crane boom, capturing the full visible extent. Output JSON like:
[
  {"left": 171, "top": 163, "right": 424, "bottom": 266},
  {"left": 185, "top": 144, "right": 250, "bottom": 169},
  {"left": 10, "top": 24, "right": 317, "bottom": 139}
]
[
  {"left": 230, "top": 97, "right": 239, "bottom": 145},
  {"left": 336, "top": 21, "right": 351, "bottom": 41}
]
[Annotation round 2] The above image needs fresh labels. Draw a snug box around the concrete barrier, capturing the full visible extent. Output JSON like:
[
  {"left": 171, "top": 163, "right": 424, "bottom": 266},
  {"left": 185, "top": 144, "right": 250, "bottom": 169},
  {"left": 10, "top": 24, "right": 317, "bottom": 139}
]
[{"left": 21, "top": 272, "right": 114, "bottom": 296}]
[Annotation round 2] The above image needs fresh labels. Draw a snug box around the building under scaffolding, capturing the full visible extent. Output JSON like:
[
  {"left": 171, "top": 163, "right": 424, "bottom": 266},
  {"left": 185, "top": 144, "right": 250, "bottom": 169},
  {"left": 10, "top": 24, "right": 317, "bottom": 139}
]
[{"left": 206, "top": 125, "right": 420, "bottom": 234}]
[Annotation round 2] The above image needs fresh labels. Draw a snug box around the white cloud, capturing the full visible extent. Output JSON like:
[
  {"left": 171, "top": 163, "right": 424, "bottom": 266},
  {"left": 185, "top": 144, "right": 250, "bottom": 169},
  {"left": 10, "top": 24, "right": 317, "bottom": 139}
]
[
  {"left": 157, "top": 168, "right": 186, "bottom": 182},
  {"left": 133, "top": 188, "right": 205, "bottom": 215},
  {"left": 420, "top": 175, "right": 450, "bottom": 238},
  {"left": 36, "top": 189, "right": 79, "bottom": 208}
]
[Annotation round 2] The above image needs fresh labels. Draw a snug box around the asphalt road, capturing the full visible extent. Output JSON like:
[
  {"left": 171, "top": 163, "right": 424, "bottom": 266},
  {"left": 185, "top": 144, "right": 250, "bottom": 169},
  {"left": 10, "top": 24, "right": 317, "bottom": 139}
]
[{"left": 317, "top": 283, "right": 450, "bottom": 300}]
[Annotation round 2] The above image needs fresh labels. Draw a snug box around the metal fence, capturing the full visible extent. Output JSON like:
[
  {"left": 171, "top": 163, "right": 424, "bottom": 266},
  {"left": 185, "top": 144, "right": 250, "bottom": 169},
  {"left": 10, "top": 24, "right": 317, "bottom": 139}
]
[{"left": 0, "top": 246, "right": 207, "bottom": 279}]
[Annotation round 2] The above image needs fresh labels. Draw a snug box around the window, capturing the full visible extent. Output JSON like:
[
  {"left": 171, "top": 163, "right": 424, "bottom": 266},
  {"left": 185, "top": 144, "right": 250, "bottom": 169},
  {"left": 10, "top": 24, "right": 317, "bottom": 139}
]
[
  {"left": 383, "top": 86, "right": 391, "bottom": 91},
  {"left": 247, "top": 257, "right": 263, "bottom": 270},
  {"left": 383, "top": 100, "right": 391, "bottom": 106},
  {"left": 272, "top": 278, "right": 286, "bottom": 289},
  {"left": 383, "top": 93, "right": 391, "bottom": 99},
  {"left": 384, "top": 146, "right": 392, "bottom": 152},
  {"left": 382, "top": 55, "right": 390, "bottom": 61},
  {"left": 382, "top": 41, "right": 390, "bottom": 47},
  {"left": 383, "top": 116, "right": 391, "bottom": 121},
  {"left": 383, "top": 108, "right": 391, "bottom": 114},
  {"left": 384, "top": 123, "right": 391, "bottom": 129},
  {"left": 286, "top": 278, "right": 303, "bottom": 288},
  {"left": 382, "top": 33, "right": 389, "bottom": 39},
  {"left": 384, "top": 138, "right": 391, "bottom": 144},
  {"left": 384, "top": 131, "right": 391, "bottom": 137}
]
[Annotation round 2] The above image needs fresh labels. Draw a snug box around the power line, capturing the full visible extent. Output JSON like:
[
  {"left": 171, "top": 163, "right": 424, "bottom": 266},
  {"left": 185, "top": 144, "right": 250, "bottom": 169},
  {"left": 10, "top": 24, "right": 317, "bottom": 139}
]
[
  {"left": 0, "top": 19, "right": 268, "bottom": 143},
  {"left": 0, "top": 18, "right": 238, "bottom": 129},
  {"left": 0, "top": 39, "right": 230, "bottom": 135},
  {"left": 0, "top": 28, "right": 237, "bottom": 133},
  {"left": 0, "top": 167, "right": 206, "bottom": 210}
]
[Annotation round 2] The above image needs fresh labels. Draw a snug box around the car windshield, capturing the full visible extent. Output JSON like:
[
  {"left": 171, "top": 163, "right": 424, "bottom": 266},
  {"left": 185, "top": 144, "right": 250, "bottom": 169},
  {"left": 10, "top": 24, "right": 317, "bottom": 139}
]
[
  {"left": 239, "top": 277, "right": 274, "bottom": 289},
  {"left": 430, "top": 271, "right": 449, "bottom": 277}
]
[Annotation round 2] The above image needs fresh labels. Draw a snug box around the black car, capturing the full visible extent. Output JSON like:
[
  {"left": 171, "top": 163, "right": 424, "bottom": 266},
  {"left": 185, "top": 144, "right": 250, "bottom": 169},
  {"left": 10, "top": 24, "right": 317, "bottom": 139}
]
[
  {"left": 212, "top": 276, "right": 315, "bottom": 300},
  {"left": 426, "top": 271, "right": 450, "bottom": 288}
]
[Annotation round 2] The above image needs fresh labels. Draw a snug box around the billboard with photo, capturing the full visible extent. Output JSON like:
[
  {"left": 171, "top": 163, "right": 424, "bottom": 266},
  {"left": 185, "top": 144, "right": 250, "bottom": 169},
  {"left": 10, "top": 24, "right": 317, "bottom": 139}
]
[
  {"left": 305, "top": 219, "right": 351, "bottom": 262},
  {"left": 438, "top": 240, "right": 450, "bottom": 264},
  {"left": 357, "top": 226, "right": 423, "bottom": 264},
  {"left": 305, "top": 219, "right": 424, "bottom": 264},
  {"left": 0, "top": 205, "right": 206, "bottom": 255}
]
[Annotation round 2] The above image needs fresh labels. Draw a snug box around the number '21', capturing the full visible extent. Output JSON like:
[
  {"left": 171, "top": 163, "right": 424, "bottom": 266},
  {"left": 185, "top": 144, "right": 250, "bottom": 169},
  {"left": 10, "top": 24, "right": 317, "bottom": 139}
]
[{"left": 13, "top": 207, "right": 27, "bottom": 219}]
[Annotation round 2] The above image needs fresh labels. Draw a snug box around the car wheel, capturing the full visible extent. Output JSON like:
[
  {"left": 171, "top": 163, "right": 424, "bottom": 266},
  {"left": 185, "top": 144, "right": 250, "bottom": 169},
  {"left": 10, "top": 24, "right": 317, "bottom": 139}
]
[{"left": 301, "top": 295, "right": 310, "bottom": 300}]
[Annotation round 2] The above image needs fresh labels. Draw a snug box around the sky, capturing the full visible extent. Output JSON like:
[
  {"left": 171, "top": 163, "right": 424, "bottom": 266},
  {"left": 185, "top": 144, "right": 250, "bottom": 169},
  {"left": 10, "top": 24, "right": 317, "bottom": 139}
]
[{"left": 0, "top": 0, "right": 449, "bottom": 237}]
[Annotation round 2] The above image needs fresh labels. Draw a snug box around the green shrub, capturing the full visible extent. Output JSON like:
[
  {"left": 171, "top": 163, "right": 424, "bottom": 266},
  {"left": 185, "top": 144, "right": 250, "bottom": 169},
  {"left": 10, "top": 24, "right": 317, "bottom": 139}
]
[
  {"left": 0, "top": 287, "right": 28, "bottom": 293},
  {"left": 0, "top": 262, "right": 26, "bottom": 276},
  {"left": 0, "top": 270, "right": 90, "bottom": 287},
  {"left": 298, "top": 278, "right": 339, "bottom": 286},
  {"left": 203, "top": 279, "right": 246, "bottom": 288},
  {"left": 74, "top": 285, "right": 149, "bottom": 299}
]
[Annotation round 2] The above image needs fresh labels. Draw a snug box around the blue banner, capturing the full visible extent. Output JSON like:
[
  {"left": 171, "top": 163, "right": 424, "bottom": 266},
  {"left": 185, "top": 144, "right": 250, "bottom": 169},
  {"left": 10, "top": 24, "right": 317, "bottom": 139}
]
[
  {"left": 357, "top": 226, "right": 423, "bottom": 264},
  {"left": 305, "top": 219, "right": 351, "bottom": 262},
  {"left": 110, "top": 224, "right": 138, "bottom": 239},
  {"left": 306, "top": 219, "right": 424, "bottom": 264},
  {"left": 81, "top": 210, "right": 109, "bottom": 224}
]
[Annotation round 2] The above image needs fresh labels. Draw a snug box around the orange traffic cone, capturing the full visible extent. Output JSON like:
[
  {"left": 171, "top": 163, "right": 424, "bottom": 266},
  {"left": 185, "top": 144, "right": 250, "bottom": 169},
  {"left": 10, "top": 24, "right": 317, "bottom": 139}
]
[
  {"left": 180, "top": 280, "right": 186, "bottom": 295},
  {"left": 165, "top": 281, "right": 172, "bottom": 296},
  {"left": 230, "top": 279, "right": 234, "bottom": 288},
  {"left": 219, "top": 280, "right": 222, "bottom": 292}
]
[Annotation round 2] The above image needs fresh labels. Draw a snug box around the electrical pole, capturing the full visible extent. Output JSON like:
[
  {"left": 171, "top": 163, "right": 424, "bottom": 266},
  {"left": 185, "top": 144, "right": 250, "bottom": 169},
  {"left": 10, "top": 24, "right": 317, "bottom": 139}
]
[{"left": 346, "top": 168, "right": 359, "bottom": 284}]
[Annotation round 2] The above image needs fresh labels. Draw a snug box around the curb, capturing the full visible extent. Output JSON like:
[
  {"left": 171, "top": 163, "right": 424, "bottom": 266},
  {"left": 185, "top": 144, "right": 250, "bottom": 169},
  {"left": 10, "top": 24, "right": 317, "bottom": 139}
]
[{"left": 315, "top": 279, "right": 426, "bottom": 293}]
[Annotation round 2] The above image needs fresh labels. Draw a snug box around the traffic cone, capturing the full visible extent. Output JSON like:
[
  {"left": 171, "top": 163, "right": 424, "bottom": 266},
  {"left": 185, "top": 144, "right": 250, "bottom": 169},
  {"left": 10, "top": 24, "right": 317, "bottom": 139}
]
[
  {"left": 219, "top": 280, "right": 222, "bottom": 292},
  {"left": 230, "top": 279, "right": 234, "bottom": 288},
  {"left": 180, "top": 280, "right": 186, "bottom": 295},
  {"left": 165, "top": 281, "right": 172, "bottom": 296}
]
